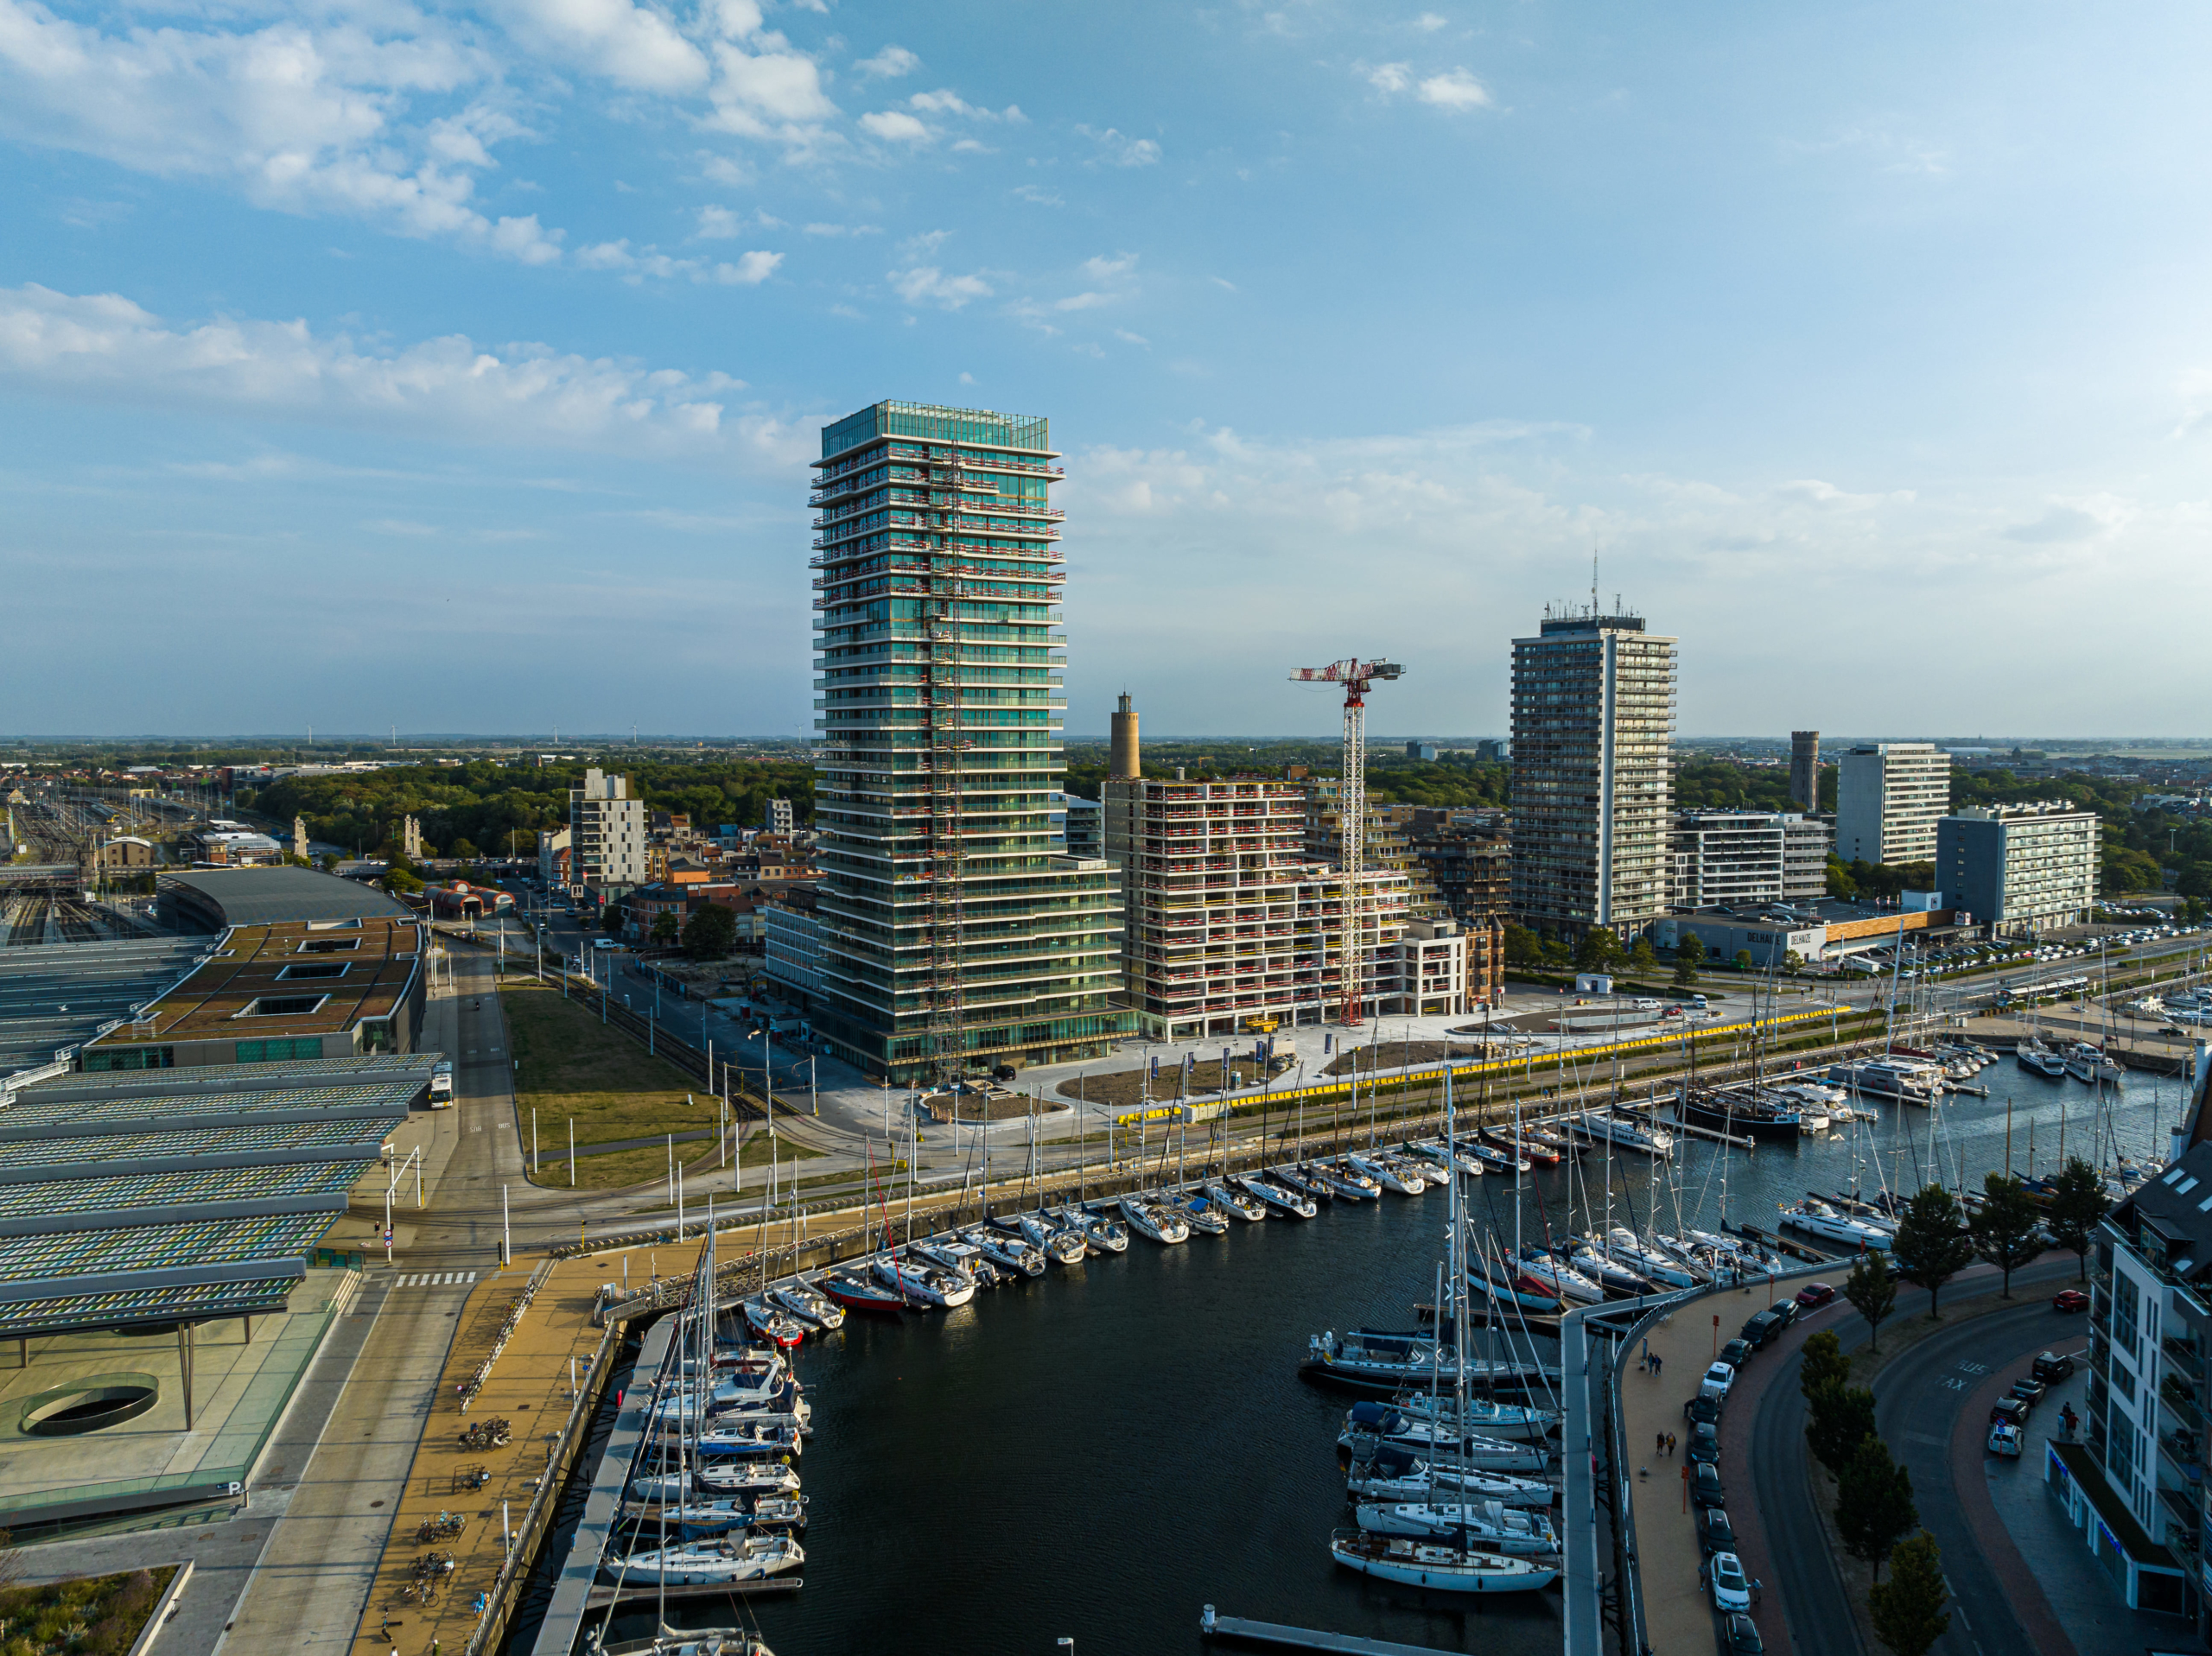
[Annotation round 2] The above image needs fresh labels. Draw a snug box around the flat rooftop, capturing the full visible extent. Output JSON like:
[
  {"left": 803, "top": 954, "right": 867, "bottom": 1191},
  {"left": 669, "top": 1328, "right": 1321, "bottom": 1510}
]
[
  {"left": 86, "top": 917, "right": 422, "bottom": 1050},
  {"left": 0, "top": 937, "right": 209, "bottom": 1075}
]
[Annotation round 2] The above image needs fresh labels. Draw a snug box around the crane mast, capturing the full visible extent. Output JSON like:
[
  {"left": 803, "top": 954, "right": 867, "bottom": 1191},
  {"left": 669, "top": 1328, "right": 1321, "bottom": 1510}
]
[{"left": 1288, "top": 657, "right": 1403, "bottom": 1027}]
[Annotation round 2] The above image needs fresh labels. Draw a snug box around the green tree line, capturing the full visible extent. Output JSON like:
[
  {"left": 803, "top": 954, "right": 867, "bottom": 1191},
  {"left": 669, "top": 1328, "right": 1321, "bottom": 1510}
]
[{"left": 244, "top": 760, "right": 814, "bottom": 861}]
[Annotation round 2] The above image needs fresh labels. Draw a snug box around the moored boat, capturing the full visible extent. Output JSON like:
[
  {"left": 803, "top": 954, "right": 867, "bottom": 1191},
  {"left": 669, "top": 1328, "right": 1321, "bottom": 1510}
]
[{"left": 1329, "top": 1528, "right": 1558, "bottom": 1594}]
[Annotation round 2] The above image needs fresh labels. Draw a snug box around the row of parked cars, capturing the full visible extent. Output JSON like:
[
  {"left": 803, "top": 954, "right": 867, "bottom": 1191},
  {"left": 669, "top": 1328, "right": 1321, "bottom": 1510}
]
[
  {"left": 1988, "top": 1348, "right": 2077, "bottom": 1456},
  {"left": 1684, "top": 1285, "right": 1842, "bottom": 1654}
]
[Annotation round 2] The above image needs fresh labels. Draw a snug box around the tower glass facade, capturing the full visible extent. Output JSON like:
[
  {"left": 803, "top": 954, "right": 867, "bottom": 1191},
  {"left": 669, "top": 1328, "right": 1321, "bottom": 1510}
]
[{"left": 810, "top": 400, "right": 1134, "bottom": 1083}]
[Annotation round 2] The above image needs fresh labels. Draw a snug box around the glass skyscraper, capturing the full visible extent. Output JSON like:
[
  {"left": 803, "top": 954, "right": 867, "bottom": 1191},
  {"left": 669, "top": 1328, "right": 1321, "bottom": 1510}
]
[{"left": 809, "top": 400, "right": 1134, "bottom": 1085}]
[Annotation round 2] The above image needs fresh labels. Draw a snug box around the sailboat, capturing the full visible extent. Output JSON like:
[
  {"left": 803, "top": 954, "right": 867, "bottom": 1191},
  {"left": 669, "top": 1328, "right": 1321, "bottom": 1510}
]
[{"left": 1235, "top": 1171, "right": 1317, "bottom": 1218}]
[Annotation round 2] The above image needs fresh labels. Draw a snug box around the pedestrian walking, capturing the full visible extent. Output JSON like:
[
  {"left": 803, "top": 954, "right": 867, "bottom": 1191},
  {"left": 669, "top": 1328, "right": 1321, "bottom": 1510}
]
[
  {"left": 1668, "top": 1432, "right": 1677, "bottom": 1456},
  {"left": 1657, "top": 1431, "right": 1667, "bottom": 1456}
]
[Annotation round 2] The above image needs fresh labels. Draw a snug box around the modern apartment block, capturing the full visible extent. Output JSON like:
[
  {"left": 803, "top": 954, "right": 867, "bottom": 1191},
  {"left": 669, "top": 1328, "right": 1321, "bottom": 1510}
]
[
  {"left": 2059, "top": 1068, "right": 2212, "bottom": 1623},
  {"left": 1835, "top": 742, "right": 1950, "bottom": 865},
  {"left": 1789, "top": 730, "right": 1821, "bottom": 811},
  {"left": 808, "top": 399, "right": 1134, "bottom": 1083},
  {"left": 1402, "top": 808, "right": 1509, "bottom": 1006},
  {"left": 1104, "top": 771, "right": 1413, "bottom": 1040},
  {"left": 569, "top": 768, "right": 645, "bottom": 897},
  {"left": 1937, "top": 801, "right": 2101, "bottom": 937},
  {"left": 1508, "top": 607, "right": 1677, "bottom": 941},
  {"left": 1052, "top": 792, "right": 1103, "bottom": 859},
  {"left": 1669, "top": 810, "right": 1832, "bottom": 911}
]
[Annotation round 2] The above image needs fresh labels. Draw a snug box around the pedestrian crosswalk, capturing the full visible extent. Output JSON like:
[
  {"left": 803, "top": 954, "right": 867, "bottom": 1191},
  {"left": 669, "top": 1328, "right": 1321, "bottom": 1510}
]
[{"left": 391, "top": 1271, "right": 480, "bottom": 1287}]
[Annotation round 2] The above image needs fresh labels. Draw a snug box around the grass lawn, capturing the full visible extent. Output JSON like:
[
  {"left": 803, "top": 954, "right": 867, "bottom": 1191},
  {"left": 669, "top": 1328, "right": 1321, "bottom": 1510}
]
[
  {"left": 0, "top": 1568, "right": 177, "bottom": 1656},
  {"left": 500, "top": 982, "right": 730, "bottom": 1190}
]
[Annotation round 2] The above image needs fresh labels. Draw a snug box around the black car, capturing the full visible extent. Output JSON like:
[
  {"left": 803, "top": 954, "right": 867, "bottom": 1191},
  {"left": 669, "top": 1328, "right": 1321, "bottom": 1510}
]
[
  {"left": 1691, "top": 1460, "right": 1726, "bottom": 1508},
  {"left": 1726, "top": 1612, "right": 1764, "bottom": 1655},
  {"left": 1769, "top": 1298, "right": 1801, "bottom": 1329},
  {"left": 1990, "top": 1397, "right": 2031, "bottom": 1428},
  {"left": 1684, "top": 1394, "right": 1723, "bottom": 1427},
  {"left": 2011, "top": 1377, "right": 2047, "bottom": 1406},
  {"left": 1687, "top": 1422, "right": 1722, "bottom": 1465},
  {"left": 1698, "top": 1506, "right": 1738, "bottom": 1557},
  {"left": 1719, "top": 1338, "right": 1755, "bottom": 1367},
  {"left": 1739, "top": 1310, "right": 1784, "bottom": 1348},
  {"left": 2032, "top": 1350, "right": 2076, "bottom": 1383}
]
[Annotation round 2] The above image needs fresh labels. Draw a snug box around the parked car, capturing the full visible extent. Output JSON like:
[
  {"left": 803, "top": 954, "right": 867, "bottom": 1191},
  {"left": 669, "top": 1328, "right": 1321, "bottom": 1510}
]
[
  {"left": 1739, "top": 1310, "right": 1784, "bottom": 1349},
  {"left": 1990, "top": 1398, "right": 2031, "bottom": 1429},
  {"left": 1687, "top": 1423, "right": 1722, "bottom": 1465},
  {"left": 2010, "top": 1377, "right": 2047, "bottom": 1407},
  {"left": 1707, "top": 1550, "right": 1754, "bottom": 1612},
  {"left": 2052, "top": 1289, "right": 2090, "bottom": 1313},
  {"left": 1684, "top": 1394, "right": 1723, "bottom": 1428},
  {"left": 1697, "top": 1506, "right": 1738, "bottom": 1557},
  {"left": 1795, "top": 1282, "right": 1837, "bottom": 1309},
  {"left": 2032, "top": 1350, "right": 2076, "bottom": 1382},
  {"left": 1691, "top": 1461, "right": 1726, "bottom": 1508},
  {"left": 1769, "top": 1299, "right": 1801, "bottom": 1329},
  {"left": 1719, "top": 1337, "right": 1756, "bottom": 1368},
  {"left": 1700, "top": 1361, "right": 1737, "bottom": 1400},
  {"left": 1987, "top": 1422, "right": 2024, "bottom": 1457},
  {"left": 1725, "top": 1611, "right": 1765, "bottom": 1655}
]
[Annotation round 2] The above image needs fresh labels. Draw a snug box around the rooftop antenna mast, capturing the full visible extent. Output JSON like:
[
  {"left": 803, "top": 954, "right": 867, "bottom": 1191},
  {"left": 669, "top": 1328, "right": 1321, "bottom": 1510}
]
[{"left": 1289, "top": 657, "right": 1404, "bottom": 1027}]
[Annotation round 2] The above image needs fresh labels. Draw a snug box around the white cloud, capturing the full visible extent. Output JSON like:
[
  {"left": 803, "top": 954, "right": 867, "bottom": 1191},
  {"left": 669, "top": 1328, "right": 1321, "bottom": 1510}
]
[
  {"left": 804, "top": 221, "right": 880, "bottom": 236},
  {"left": 1075, "top": 124, "right": 1161, "bottom": 166},
  {"left": 0, "top": 282, "right": 801, "bottom": 466},
  {"left": 854, "top": 44, "right": 918, "bottom": 79},
  {"left": 1417, "top": 68, "right": 1491, "bottom": 110},
  {"left": 1083, "top": 251, "right": 1139, "bottom": 282},
  {"left": 909, "top": 89, "right": 1022, "bottom": 122},
  {"left": 696, "top": 205, "right": 742, "bottom": 238},
  {"left": 489, "top": 0, "right": 708, "bottom": 92},
  {"left": 889, "top": 266, "right": 991, "bottom": 308},
  {"left": 704, "top": 38, "right": 839, "bottom": 148},
  {"left": 859, "top": 109, "right": 930, "bottom": 143},
  {"left": 0, "top": 1, "right": 575, "bottom": 257},
  {"left": 1054, "top": 292, "right": 1114, "bottom": 312},
  {"left": 1414, "top": 12, "right": 1449, "bottom": 30},
  {"left": 1115, "top": 329, "right": 1150, "bottom": 346},
  {"left": 715, "top": 251, "right": 782, "bottom": 284},
  {"left": 1013, "top": 184, "right": 1063, "bottom": 206},
  {"left": 1368, "top": 63, "right": 1413, "bottom": 94}
]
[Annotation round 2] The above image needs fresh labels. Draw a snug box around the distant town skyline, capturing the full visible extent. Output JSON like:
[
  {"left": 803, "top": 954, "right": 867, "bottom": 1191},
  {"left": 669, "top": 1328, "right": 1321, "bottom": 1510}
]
[{"left": 4, "top": 5, "right": 2210, "bottom": 736}]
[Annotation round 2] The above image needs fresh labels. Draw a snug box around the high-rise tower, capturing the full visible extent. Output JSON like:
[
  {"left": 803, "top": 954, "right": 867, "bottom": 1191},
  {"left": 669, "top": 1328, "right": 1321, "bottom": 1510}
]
[
  {"left": 1508, "top": 605, "right": 1677, "bottom": 941},
  {"left": 808, "top": 400, "right": 1134, "bottom": 1085},
  {"left": 1789, "top": 730, "right": 1821, "bottom": 812}
]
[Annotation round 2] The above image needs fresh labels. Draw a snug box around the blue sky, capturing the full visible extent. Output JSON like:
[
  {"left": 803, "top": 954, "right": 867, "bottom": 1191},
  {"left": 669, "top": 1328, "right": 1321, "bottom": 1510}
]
[{"left": 4, "top": 2, "right": 2210, "bottom": 739}]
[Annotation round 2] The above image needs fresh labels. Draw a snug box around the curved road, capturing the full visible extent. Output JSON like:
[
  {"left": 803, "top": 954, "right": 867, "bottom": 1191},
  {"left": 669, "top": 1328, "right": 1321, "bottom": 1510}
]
[{"left": 1750, "top": 1256, "right": 2080, "bottom": 1656}]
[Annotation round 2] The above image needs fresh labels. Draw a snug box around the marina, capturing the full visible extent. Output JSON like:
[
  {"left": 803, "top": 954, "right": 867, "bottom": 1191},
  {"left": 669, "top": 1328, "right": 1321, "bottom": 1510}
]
[{"left": 505, "top": 1050, "right": 2194, "bottom": 1656}]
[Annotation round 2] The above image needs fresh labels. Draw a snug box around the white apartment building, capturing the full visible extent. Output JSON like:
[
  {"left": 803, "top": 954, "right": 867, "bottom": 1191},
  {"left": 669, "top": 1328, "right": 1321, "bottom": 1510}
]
[
  {"left": 1835, "top": 742, "right": 1950, "bottom": 865},
  {"left": 1670, "top": 811, "right": 1831, "bottom": 910},
  {"left": 1937, "top": 800, "right": 2101, "bottom": 937},
  {"left": 569, "top": 768, "right": 645, "bottom": 897}
]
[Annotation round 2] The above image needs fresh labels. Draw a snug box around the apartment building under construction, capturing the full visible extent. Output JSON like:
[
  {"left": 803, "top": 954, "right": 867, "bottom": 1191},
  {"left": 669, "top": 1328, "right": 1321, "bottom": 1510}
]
[{"left": 808, "top": 400, "right": 1134, "bottom": 1083}]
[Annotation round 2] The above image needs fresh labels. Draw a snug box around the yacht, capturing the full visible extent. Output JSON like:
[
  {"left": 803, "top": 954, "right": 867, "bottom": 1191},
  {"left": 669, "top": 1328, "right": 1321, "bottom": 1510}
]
[
  {"left": 600, "top": 1533, "right": 803, "bottom": 1586},
  {"left": 819, "top": 1266, "right": 904, "bottom": 1314},
  {"left": 767, "top": 1282, "right": 845, "bottom": 1331},
  {"left": 1828, "top": 1057, "right": 1942, "bottom": 1103},
  {"left": 1404, "top": 1137, "right": 1486, "bottom": 1178},
  {"left": 870, "top": 1253, "right": 976, "bottom": 1309},
  {"left": 2014, "top": 1039, "right": 2068, "bottom": 1079},
  {"left": 740, "top": 1297, "right": 806, "bottom": 1349},
  {"left": 1353, "top": 1499, "right": 1560, "bottom": 1555},
  {"left": 1388, "top": 1393, "right": 1560, "bottom": 1443},
  {"left": 1177, "top": 1194, "right": 1231, "bottom": 1235},
  {"left": 1336, "top": 1405, "right": 1550, "bottom": 1474},
  {"left": 1060, "top": 1206, "right": 1128, "bottom": 1253},
  {"left": 1312, "top": 1160, "right": 1382, "bottom": 1201},
  {"left": 2063, "top": 1043, "right": 2123, "bottom": 1084},
  {"left": 1481, "top": 1125, "right": 1561, "bottom": 1166},
  {"left": 1203, "top": 1179, "right": 1269, "bottom": 1221},
  {"left": 1236, "top": 1172, "right": 1316, "bottom": 1218},
  {"left": 1513, "top": 1247, "right": 1605, "bottom": 1305},
  {"left": 1344, "top": 1456, "right": 1556, "bottom": 1509},
  {"left": 1574, "top": 1111, "right": 1675, "bottom": 1158},
  {"left": 1349, "top": 1152, "right": 1427, "bottom": 1196},
  {"left": 587, "top": 1623, "right": 776, "bottom": 1656},
  {"left": 958, "top": 1223, "right": 1047, "bottom": 1278},
  {"left": 1778, "top": 1198, "right": 1894, "bottom": 1251},
  {"left": 906, "top": 1239, "right": 982, "bottom": 1291},
  {"left": 1327, "top": 1531, "right": 1559, "bottom": 1594},
  {"left": 616, "top": 1494, "right": 809, "bottom": 1536},
  {"left": 1017, "top": 1210, "right": 1091, "bottom": 1265},
  {"left": 690, "top": 1418, "right": 803, "bottom": 1459},
  {"left": 1116, "top": 1195, "right": 1191, "bottom": 1244}
]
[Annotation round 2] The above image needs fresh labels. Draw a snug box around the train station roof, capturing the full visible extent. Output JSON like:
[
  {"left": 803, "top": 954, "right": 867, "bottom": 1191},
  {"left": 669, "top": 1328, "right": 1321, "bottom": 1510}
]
[
  {"left": 0, "top": 1055, "right": 429, "bottom": 1338},
  {"left": 159, "top": 866, "right": 415, "bottom": 930},
  {"left": 0, "top": 937, "right": 208, "bottom": 1076}
]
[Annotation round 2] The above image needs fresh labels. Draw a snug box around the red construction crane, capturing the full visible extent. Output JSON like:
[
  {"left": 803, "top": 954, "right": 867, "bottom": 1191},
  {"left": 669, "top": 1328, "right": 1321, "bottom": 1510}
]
[{"left": 1289, "top": 658, "right": 1404, "bottom": 1026}]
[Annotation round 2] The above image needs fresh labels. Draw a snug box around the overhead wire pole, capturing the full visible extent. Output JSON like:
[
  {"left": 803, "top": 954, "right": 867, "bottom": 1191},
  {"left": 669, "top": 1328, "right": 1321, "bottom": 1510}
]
[{"left": 1289, "top": 657, "right": 1403, "bottom": 1029}]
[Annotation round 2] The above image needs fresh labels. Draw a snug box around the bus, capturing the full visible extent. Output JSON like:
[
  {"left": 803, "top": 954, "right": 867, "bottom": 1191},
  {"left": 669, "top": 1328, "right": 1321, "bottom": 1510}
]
[{"left": 428, "top": 1061, "right": 454, "bottom": 1108}]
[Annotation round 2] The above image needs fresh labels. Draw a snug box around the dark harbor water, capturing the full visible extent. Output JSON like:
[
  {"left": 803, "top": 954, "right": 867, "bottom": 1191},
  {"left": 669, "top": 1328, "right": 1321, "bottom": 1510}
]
[{"left": 569, "top": 1057, "right": 2190, "bottom": 1656}]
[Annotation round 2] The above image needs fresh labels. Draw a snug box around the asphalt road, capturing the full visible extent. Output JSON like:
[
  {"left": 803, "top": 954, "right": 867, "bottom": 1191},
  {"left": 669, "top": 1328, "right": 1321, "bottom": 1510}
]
[
  {"left": 1873, "top": 1285, "right": 2083, "bottom": 1656},
  {"left": 1751, "top": 1256, "right": 2080, "bottom": 1656}
]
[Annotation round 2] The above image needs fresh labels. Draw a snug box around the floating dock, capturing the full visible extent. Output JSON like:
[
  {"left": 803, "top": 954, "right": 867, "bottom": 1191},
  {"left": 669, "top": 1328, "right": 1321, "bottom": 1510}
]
[{"left": 1200, "top": 1605, "right": 1448, "bottom": 1653}]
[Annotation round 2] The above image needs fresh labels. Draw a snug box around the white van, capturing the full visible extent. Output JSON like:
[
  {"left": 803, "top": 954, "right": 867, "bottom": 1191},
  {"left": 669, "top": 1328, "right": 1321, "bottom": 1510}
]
[{"left": 428, "top": 1062, "right": 454, "bottom": 1108}]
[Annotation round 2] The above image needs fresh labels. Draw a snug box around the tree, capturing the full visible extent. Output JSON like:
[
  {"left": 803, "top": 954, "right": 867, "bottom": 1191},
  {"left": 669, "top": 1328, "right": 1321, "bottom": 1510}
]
[
  {"left": 1806, "top": 1381, "right": 1878, "bottom": 1474},
  {"left": 1800, "top": 1329, "right": 1851, "bottom": 1400},
  {"left": 1783, "top": 949, "right": 1804, "bottom": 977},
  {"left": 1627, "top": 936, "right": 1659, "bottom": 975},
  {"left": 601, "top": 901, "right": 627, "bottom": 936},
  {"left": 651, "top": 911, "right": 680, "bottom": 945},
  {"left": 683, "top": 903, "right": 739, "bottom": 960},
  {"left": 1673, "top": 933, "right": 1706, "bottom": 986},
  {"left": 1827, "top": 853, "right": 1858, "bottom": 899},
  {"left": 1869, "top": 1531, "right": 1950, "bottom": 1656},
  {"left": 1891, "top": 1184, "right": 1975, "bottom": 1318},
  {"left": 319, "top": 853, "right": 340, "bottom": 872},
  {"left": 1575, "top": 927, "right": 1622, "bottom": 972},
  {"left": 1732, "top": 949, "right": 1755, "bottom": 971},
  {"left": 1836, "top": 1435, "right": 1919, "bottom": 1581},
  {"left": 1846, "top": 1249, "right": 1898, "bottom": 1353},
  {"left": 1502, "top": 923, "right": 1544, "bottom": 968},
  {"left": 448, "top": 836, "right": 480, "bottom": 860},
  {"left": 382, "top": 866, "right": 424, "bottom": 896},
  {"left": 2044, "top": 1156, "right": 2112, "bottom": 1282},
  {"left": 1969, "top": 1171, "right": 2044, "bottom": 1298}
]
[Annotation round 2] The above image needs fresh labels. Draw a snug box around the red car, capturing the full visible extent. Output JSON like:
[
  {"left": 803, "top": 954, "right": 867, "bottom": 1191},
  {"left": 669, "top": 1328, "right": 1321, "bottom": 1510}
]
[
  {"left": 1796, "top": 1282, "right": 1837, "bottom": 1309},
  {"left": 2052, "top": 1288, "right": 2090, "bottom": 1313}
]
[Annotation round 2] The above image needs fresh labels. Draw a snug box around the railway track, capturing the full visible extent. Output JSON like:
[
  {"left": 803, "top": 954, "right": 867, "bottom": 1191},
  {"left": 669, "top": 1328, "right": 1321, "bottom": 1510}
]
[{"left": 4, "top": 895, "right": 49, "bottom": 947}]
